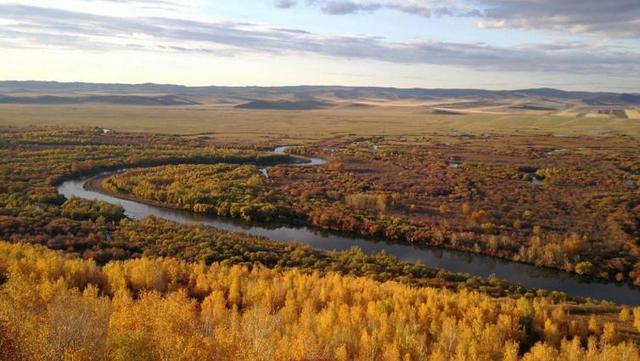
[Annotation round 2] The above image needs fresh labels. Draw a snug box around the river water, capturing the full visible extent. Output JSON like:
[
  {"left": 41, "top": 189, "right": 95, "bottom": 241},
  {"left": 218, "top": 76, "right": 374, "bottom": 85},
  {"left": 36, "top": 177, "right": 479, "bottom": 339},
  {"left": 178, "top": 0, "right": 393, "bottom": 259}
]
[{"left": 56, "top": 148, "right": 640, "bottom": 305}]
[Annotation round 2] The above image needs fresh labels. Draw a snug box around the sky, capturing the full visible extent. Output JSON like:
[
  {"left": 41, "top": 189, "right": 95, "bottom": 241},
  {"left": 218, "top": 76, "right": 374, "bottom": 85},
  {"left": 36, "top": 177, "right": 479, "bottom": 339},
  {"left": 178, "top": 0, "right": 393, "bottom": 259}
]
[{"left": 0, "top": 0, "right": 639, "bottom": 92}]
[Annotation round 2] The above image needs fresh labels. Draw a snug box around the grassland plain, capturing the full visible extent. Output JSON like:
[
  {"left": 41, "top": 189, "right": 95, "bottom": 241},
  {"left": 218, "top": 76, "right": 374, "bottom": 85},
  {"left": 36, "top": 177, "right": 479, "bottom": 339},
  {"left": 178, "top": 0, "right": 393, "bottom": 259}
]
[{"left": 1, "top": 104, "right": 640, "bottom": 142}]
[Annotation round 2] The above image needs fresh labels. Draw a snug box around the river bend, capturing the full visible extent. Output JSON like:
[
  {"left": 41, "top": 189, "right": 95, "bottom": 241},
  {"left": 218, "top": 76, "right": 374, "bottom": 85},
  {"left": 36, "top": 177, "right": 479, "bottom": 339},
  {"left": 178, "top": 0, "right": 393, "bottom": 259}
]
[{"left": 57, "top": 147, "right": 640, "bottom": 305}]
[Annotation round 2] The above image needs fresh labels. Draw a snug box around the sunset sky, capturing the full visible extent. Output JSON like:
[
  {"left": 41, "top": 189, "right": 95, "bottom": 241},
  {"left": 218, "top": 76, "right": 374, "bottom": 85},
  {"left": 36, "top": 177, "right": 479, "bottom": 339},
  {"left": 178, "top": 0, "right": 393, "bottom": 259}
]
[{"left": 1, "top": 0, "right": 639, "bottom": 91}]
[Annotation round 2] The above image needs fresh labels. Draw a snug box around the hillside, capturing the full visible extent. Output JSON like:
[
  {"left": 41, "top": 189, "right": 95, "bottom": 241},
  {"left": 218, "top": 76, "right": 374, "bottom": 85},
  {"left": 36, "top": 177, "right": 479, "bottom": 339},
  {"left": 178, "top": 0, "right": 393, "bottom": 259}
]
[
  {"left": 1, "top": 82, "right": 638, "bottom": 124},
  {"left": 0, "top": 81, "right": 638, "bottom": 106},
  {"left": 0, "top": 94, "right": 198, "bottom": 106}
]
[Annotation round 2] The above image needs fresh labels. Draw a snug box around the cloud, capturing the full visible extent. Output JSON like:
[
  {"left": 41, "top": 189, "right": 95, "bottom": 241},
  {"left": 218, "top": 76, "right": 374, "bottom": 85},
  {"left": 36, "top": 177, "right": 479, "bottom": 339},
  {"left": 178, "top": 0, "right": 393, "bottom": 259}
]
[
  {"left": 477, "top": 0, "right": 640, "bottom": 38},
  {"left": 303, "top": 0, "right": 473, "bottom": 17},
  {"left": 315, "top": 1, "right": 380, "bottom": 15},
  {"left": 273, "top": 0, "right": 297, "bottom": 9},
  {"left": 278, "top": 0, "right": 640, "bottom": 38},
  {"left": 0, "top": 0, "right": 204, "bottom": 17},
  {"left": 0, "top": 4, "right": 638, "bottom": 77}
]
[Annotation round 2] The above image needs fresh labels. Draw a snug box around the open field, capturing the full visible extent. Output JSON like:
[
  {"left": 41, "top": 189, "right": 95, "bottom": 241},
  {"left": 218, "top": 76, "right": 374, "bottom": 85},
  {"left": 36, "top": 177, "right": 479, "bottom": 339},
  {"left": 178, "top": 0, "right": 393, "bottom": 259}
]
[
  {"left": 1, "top": 104, "right": 640, "bottom": 142},
  {"left": 627, "top": 109, "right": 640, "bottom": 119}
]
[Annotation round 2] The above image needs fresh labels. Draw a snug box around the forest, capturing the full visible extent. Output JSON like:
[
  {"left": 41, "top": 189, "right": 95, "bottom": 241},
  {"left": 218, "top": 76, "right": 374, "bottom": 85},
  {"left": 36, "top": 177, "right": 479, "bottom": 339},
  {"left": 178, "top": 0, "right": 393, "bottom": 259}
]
[
  {"left": 98, "top": 135, "right": 640, "bottom": 285},
  {"left": 102, "top": 164, "right": 289, "bottom": 222},
  {"left": 1, "top": 128, "right": 640, "bottom": 360},
  {"left": 0, "top": 128, "right": 530, "bottom": 297},
  {"left": 1, "top": 241, "right": 640, "bottom": 361},
  {"left": 273, "top": 138, "right": 640, "bottom": 285}
]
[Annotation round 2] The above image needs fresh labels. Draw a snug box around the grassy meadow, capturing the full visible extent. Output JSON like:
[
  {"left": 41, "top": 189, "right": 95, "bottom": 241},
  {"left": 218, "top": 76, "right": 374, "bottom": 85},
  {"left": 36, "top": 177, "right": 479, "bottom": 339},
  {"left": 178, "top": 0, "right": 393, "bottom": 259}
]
[{"left": 1, "top": 104, "right": 639, "bottom": 142}]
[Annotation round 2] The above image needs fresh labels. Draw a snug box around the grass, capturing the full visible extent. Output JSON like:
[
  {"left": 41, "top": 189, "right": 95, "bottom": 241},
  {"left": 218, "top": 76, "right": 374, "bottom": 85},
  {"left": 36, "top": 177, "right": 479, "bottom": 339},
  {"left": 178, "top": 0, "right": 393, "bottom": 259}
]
[{"left": 1, "top": 104, "right": 639, "bottom": 142}]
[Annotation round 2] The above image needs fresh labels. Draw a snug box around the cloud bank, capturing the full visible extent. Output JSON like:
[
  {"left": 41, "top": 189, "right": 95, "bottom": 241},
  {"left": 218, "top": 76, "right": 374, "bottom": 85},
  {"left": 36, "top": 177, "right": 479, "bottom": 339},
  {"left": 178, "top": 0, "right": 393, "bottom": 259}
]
[
  {"left": 278, "top": 0, "right": 640, "bottom": 38},
  {"left": 0, "top": 4, "right": 638, "bottom": 77}
]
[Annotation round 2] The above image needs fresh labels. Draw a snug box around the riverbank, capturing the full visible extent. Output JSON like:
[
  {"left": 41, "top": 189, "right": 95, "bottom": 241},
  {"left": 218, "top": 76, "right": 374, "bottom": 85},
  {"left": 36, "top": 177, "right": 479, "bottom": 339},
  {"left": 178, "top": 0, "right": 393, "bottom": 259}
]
[
  {"left": 91, "top": 163, "right": 639, "bottom": 292},
  {"left": 58, "top": 171, "right": 640, "bottom": 305},
  {"left": 74, "top": 174, "right": 550, "bottom": 301},
  {"left": 86, "top": 173, "right": 193, "bottom": 213}
]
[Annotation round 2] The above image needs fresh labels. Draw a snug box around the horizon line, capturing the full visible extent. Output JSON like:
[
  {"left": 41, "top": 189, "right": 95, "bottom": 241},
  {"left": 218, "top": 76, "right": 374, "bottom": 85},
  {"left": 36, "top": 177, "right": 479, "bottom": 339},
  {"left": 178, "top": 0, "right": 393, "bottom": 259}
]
[{"left": 1, "top": 79, "right": 639, "bottom": 95}]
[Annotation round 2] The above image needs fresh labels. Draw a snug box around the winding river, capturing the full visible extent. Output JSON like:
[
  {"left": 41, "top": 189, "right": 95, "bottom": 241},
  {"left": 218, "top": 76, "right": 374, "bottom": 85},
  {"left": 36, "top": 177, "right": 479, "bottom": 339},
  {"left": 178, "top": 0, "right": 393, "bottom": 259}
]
[{"left": 57, "top": 147, "right": 640, "bottom": 305}]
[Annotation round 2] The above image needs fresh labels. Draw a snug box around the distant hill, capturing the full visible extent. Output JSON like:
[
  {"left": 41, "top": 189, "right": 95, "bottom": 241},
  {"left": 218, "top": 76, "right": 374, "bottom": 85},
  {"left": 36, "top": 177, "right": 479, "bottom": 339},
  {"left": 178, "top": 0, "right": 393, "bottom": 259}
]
[
  {"left": 0, "top": 93, "right": 198, "bottom": 106},
  {"left": 583, "top": 93, "right": 640, "bottom": 106},
  {"left": 0, "top": 81, "right": 638, "bottom": 106}
]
